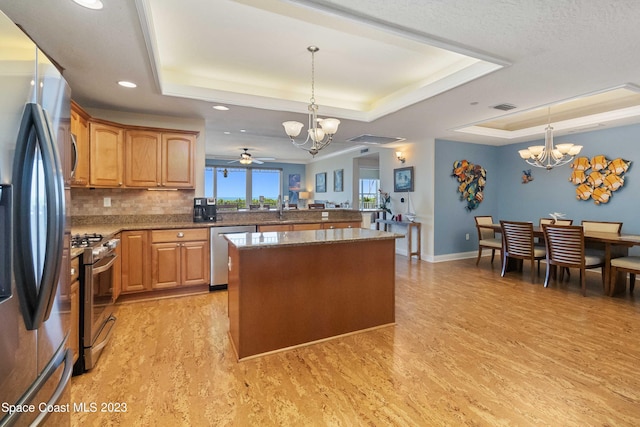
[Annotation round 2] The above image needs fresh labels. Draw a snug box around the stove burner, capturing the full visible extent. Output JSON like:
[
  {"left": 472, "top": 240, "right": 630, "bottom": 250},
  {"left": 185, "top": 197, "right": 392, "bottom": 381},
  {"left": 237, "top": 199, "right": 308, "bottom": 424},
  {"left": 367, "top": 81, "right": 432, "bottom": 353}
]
[{"left": 71, "top": 233, "right": 104, "bottom": 248}]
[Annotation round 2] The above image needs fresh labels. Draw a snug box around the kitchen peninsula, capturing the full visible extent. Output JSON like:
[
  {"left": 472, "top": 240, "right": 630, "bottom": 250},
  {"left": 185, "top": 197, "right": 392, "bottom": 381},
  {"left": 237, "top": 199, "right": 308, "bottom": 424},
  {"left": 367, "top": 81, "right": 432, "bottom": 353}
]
[{"left": 225, "top": 228, "right": 399, "bottom": 360}]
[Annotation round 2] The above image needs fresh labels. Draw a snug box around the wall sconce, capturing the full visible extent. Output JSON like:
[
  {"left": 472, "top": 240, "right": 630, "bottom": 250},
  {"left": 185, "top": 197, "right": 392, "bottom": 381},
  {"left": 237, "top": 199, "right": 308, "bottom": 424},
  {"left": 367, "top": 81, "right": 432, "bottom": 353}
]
[{"left": 395, "top": 151, "right": 406, "bottom": 163}]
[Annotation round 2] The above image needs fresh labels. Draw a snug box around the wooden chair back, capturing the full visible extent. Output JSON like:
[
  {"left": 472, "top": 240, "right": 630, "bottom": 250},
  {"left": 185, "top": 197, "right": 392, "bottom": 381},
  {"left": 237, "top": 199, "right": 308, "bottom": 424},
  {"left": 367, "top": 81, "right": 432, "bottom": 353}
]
[
  {"left": 581, "top": 220, "right": 622, "bottom": 234},
  {"left": 308, "top": 203, "right": 325, "bottom": 209},
  {"left": 501, "top": 220, "right": 536, "bottom": 260},
  {"left": 474, "top": 215, "right": 495, "bottom": 240},
  {"left": 540, "top": 218, "right": 573, "bottom": 226},
  {"left": 543, "top": 225, "right": 585, "bottom": 268}
]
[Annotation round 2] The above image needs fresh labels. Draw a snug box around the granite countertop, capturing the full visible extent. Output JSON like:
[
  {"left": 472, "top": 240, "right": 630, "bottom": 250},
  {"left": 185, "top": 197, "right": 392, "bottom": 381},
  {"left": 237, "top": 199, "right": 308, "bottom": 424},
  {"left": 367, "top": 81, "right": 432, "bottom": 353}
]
[{"left": 224, "top": 228, "right": 402, "bottom": 250}]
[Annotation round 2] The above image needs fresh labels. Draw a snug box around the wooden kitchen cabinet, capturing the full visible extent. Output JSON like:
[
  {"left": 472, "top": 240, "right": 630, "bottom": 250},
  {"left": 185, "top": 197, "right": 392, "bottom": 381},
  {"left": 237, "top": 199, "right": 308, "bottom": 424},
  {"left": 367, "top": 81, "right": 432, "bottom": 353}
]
[
  {"left": 124, "top": 130, "right": 162, "bottom": 188},
  {"left": 161, "top": 133, "right": 195, "bottom": 188},
  {"left": 69, "top": 255, "right": 80, "bottom": 364},
  {"left": 113, "top": 233, "right": 122, "bottom": 301},
  {"left": 258, "top": 221, "right": 360, "bottom": 232},
  {"left": 150, "top": 228, "right": 210, "bottom": 289},
  {"left": 89, "top": 121, "right": 124, "bottom": 187},
  {"left": 292, "top": 223, "right": 322, "bottom": 231},
  {"left": 124, "top": 131, "right": 196, "bottom": 188},
  {"left": 120, "top": 230, "right": 151, "bottom": 294},
  {"left": 322, "top": 221, "right": 360, "bottom": 229},
  {"left": 70, "top": 101, "right": 90, "bottom": 187}
]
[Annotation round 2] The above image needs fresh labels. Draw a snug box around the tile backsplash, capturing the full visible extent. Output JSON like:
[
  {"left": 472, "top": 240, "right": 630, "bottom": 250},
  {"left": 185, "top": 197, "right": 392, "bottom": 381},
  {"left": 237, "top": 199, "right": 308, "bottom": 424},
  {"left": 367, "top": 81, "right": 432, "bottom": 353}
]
[{"left": 70, "top": 188, "right": 195, "bottom": 217}]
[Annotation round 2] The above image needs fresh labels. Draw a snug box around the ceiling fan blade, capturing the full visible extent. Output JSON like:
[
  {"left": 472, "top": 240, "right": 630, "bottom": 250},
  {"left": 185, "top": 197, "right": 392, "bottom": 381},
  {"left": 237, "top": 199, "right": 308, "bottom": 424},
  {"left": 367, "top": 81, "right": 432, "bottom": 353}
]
[
  {"left": 227, "top": 159, "right": 239, "bottom": 164},
  {"left": 256, "top": 157, "right": 276, "bottom": 161},
  {"left": 252, "top": 159, "right": 264, "bottom": 164}
]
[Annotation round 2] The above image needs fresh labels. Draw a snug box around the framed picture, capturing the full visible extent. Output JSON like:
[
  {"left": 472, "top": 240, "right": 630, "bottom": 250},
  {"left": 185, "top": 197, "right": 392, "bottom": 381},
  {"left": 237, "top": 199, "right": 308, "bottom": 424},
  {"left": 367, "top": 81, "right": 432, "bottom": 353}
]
[
  {"left": 288, "top": 173, "right": 301, "bottom": 191},
  {"left": 315, "top": 172, "right": 327, "bottom": 193},
  {"left": 334, "top": 169, "right": 343, "bottom": 192},
  {"left": 394, "top": 166, "right": 414, "bottom": 192}
]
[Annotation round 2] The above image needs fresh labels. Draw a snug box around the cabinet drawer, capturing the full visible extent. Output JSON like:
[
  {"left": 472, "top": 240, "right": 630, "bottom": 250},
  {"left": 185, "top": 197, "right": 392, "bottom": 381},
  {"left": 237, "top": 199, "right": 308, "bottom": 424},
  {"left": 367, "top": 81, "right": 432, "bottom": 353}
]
[
  {"left": 323, "top": 221, "right": 360, "bottom": 229},
  {"left": 71, "top": 256, "right": 80, "bottom": 282},
  {"left": 151, "top": 228, "right": 209, "bottom": 243}
]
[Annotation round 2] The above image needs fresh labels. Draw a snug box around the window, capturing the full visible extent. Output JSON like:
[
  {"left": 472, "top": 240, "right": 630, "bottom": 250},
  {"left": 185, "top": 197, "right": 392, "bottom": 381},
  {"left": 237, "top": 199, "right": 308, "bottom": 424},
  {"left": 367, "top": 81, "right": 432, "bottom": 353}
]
[
  {"left": 359, "top": 178, "right": 380, "bottom": 210},
  {"left": 204, "top": 166, "right": 282, "bottom": 209}
]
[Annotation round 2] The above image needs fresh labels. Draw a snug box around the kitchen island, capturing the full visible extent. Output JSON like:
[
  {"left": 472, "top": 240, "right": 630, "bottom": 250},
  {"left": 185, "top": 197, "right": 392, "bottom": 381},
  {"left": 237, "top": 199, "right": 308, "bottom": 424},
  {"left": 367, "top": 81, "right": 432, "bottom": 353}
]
[{"left": 225, "top": 228, "right": 399, "bottom": 360}]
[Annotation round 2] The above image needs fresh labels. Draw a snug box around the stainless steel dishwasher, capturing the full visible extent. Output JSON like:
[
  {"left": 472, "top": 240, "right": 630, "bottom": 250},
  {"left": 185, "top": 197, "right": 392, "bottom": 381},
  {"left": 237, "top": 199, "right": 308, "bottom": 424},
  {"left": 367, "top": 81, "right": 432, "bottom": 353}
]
[{"left": 210, "top": 225, "right": 256, "bottom": 290}]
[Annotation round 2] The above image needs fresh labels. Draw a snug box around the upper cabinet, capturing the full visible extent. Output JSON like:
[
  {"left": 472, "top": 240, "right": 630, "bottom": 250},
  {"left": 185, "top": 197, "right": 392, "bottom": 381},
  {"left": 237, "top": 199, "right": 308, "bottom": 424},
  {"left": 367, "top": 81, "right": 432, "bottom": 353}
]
[
  {"left": 70, "top": 101, "right": 90, "bottom": 187},
  {"left": 73, "top": 102, "right": 199, "bottom": 190},
  {"left": 125, "top": 130, "right": 161, "bottom": 188},
  {"left": 124, "top": 131, "right": 195, "bottom": 188},
  {"left": 90, "top": 121, "right": 124, "bottom": 188},
  {"left": 162, "top": 133, "right": 195, "bottom": 188}
]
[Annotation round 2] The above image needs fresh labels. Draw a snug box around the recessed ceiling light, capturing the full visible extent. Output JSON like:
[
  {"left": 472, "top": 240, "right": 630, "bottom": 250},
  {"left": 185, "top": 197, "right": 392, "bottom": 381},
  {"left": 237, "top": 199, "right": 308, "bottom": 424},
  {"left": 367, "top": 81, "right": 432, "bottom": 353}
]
[
  {"left": 224, "top": 131, "right": 231, "bottom": 135},
  {"left": 72, "top": 0, "right": 104, "bottom": 10},
  {"left": 213, "top": 105, "right": 229, "bottom": 111},
  {"left": 240, "top": 129, "right": 246, "bottom": 133},
  {"left": 118, "top": 81, "right": 137, "bottom": 88}
]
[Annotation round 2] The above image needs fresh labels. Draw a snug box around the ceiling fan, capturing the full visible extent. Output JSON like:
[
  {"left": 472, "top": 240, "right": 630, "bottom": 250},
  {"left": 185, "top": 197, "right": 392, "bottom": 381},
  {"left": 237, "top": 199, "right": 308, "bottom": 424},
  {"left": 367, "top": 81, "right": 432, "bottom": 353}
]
[{"left": 227, "top": 148, "right": 275, "bottom": 165}]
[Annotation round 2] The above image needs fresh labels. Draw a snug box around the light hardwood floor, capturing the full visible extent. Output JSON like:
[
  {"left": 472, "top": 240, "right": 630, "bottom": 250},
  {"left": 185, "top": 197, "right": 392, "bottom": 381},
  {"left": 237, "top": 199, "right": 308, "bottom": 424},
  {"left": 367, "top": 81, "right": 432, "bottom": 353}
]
[{"left": 71, "top": 256, "right": 640, "bottom": 426}]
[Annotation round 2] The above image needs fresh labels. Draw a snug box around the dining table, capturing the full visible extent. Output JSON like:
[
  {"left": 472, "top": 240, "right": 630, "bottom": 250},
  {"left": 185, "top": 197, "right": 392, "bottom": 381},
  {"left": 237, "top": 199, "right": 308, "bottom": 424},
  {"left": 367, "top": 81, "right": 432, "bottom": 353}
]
[{"left": 481, "top": 223, "right": 640, "bottom": 296}]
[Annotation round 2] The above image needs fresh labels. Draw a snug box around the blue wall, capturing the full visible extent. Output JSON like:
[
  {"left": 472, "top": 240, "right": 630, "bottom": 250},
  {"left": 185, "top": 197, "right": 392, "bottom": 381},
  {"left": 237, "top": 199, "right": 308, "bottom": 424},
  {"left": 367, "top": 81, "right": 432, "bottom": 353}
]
[
  {"left": 435, "top": 123, "right": 640, "bottom": 256},
  {"left": 434, "top": 140, "right": 500, "bottom": 255}
]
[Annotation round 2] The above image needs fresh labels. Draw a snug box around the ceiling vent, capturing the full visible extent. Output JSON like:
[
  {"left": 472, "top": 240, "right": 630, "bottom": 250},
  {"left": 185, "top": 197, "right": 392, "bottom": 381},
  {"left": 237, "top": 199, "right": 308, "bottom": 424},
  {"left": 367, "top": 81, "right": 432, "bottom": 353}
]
[
  {"left": 492, "top": 103, "right": 517, "bottom": 111},
  {"left": 347, "top": 134, "right": 406, "bottom": 145}
]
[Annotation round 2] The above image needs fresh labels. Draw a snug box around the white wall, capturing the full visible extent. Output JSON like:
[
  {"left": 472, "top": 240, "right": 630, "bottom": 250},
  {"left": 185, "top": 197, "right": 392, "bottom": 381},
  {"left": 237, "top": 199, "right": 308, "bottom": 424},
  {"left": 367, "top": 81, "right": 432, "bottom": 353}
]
[{"left": 305, "top": 140, "right": 436, "bottom": 259}]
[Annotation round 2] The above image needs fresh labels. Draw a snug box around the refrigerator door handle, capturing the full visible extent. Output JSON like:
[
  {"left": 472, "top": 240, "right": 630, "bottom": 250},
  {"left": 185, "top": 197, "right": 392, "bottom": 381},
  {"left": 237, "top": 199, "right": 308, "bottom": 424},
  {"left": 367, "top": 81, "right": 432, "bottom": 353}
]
[{"left": 12, "top": 103, "right": 65, "bottom": 330}]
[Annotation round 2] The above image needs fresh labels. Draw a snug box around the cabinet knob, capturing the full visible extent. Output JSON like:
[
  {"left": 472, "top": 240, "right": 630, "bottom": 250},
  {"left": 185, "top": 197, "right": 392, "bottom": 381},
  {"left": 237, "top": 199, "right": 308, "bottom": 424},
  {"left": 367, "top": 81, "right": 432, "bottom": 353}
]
[
  {"left": 70, "top": 268, "right": 76, "bottom": 275},
  {"left": 177, "top": 232, "right": 184, "bottom": 238},
  {"left": 118, "top": 182, "right": 123, "bottom": 186}
]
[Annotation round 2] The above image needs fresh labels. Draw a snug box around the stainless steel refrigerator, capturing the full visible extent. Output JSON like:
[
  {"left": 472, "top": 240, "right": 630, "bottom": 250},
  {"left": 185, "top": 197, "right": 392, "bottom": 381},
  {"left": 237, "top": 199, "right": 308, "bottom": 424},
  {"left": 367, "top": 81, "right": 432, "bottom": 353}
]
[{"left": 0, "top": 10, "right": 72, "bottom": 427}]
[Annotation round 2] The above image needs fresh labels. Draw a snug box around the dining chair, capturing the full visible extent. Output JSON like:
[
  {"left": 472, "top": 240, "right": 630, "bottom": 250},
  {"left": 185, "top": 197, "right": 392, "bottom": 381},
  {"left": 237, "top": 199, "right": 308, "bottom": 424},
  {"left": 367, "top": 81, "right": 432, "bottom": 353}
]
[
  {"left": 609, "top": 256, "right": 640, "bottom": 295},
  {"left": 474, "top": 215, "right": 501, "bottom": 266},
  {"left": 500, "top": 220, "right": 546, "bottom": 282},
  {"left": 581, "top": 220, "right": 622, "bottom": 233},
  {"left": 308, "top": 203, "right": 325, "bottom": 209},
  {"left": 542, "top": 224, "right": 606, "bottom": 296},
  {"left": 539, "top": 218, "right": 573, "bottom": 226}
]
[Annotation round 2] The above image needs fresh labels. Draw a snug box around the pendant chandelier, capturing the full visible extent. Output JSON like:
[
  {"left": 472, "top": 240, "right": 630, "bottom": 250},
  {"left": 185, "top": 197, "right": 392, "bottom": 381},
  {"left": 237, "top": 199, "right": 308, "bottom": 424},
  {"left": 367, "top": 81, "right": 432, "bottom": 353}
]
[
  {"left": 518, "top": 107, "right": 582, "bottom": 170},
  {"left": 282, "top": 46, "right": 340, "bottom": 157}
]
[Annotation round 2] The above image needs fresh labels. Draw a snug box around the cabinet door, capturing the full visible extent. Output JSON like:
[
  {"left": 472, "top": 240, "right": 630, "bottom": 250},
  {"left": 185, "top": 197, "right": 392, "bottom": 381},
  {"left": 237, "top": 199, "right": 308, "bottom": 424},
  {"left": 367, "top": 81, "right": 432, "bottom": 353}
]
[
  {"left": 90, "top": 122, "right": 124, "bottom": 187},
  {"left": 258, "top": 224, "right": 291, "bottom": 232},
  {"left": 70, "top": 280, "right": 79, "bottom": 363},
  {"left": 121, "top": 231, "right": 150, "bottom": 293},
  {"left": 70, "top": 102, "right": 90, "bottom": 187},
  {"left": 161, "top": 133, "right": 195, "bottom": 188},
  {"left": 112, "top": 233, "right": 122, "bottom": 301},
  {"left": 151, "top": 243, "right": 181, "bottom": 289},
  {"left": 181, "top": 241, "right": 210, "bottom": 286},
  {"left": 125, "top": 130, "right": 162, "bottom": 187},
  {"left": 292, "top": 223, "right": 322, "bottom": 231},
  {"left": 323, "top": 221, "right": 360, "bottom": 229}
]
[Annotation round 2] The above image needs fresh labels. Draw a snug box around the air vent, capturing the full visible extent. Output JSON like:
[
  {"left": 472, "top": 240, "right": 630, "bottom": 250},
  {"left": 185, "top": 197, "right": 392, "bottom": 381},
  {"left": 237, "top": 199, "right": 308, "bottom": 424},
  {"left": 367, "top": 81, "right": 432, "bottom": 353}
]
[
  {"left": 348, "top": 134, "right": 406, "bottom": 145},
  {"left": 360, "top": 148, "right": 369, "bottom": 154},
  {"left": 492, "top": 103, "right": 517, "bottom": 111}
]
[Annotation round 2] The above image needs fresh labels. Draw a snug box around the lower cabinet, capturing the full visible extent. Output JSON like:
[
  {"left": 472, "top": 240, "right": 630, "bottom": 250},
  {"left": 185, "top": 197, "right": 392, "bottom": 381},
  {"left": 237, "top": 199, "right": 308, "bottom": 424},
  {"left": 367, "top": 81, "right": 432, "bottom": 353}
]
[
  {"left": 121, "top": 230, "right": 151, "bottom": 294},
  {"left": 258, "top": 221, "right": 360, "bottom": 232},
  {"left": 70, "top": 256, "right": 80, "bottom": 364},
  {"left": 151, "top": 229, "right": 210, "bottom": 289}
]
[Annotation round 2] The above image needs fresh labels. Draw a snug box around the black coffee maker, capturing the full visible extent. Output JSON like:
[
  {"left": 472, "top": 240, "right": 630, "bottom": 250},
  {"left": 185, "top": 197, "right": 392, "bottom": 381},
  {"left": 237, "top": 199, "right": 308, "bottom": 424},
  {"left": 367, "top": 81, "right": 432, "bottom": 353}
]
[{"left": 193, "top": 198, "right": 216, "bottom": 222}]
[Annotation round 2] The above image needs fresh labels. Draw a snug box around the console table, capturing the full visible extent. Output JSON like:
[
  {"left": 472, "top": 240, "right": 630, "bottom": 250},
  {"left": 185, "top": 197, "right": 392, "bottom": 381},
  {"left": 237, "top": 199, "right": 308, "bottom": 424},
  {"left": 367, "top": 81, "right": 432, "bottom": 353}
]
[{"left": 376, "top": 219, "right": 421, "bottom": 259}]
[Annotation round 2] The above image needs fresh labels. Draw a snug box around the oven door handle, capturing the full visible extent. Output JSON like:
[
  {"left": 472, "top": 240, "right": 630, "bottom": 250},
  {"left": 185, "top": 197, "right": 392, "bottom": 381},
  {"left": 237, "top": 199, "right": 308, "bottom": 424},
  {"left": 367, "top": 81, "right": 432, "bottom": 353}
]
[{"left": 92, "top": 254, "right": 117, "bottom": 275}]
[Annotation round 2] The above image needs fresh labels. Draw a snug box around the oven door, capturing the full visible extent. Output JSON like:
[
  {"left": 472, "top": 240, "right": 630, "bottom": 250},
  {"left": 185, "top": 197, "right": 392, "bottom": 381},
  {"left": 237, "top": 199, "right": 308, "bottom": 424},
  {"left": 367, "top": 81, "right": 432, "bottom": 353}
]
[{"left": 83, "top": 252, "right": 117, "bottom": 370}]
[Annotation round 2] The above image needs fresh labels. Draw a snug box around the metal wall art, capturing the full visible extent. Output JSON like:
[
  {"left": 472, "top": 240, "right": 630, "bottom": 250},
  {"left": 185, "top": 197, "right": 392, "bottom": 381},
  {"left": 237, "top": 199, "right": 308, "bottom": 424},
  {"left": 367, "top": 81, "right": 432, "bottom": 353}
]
[
  {"left": 452, "top": 159, "right": 486, "bottom": 211},
  {"left": 569, "top": 155, "right": 631, "bottom": 204}
]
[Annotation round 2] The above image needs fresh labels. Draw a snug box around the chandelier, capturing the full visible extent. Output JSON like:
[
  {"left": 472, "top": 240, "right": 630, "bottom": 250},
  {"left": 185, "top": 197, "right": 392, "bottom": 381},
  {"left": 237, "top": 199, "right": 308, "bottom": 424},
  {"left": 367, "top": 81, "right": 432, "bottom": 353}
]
[
  {"left": 518, "top": 107, "right": 582, "bottom": 170},
  {"left": 282, "top": 46, "right": 340, "bottom": 156}
]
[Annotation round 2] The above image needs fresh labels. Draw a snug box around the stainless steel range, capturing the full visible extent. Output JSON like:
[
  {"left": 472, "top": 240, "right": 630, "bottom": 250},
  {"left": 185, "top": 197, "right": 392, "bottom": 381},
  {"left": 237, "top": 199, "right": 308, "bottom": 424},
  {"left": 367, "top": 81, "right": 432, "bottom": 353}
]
[{"left": 71, "top": 233, "right": 119, "bottom": 374}]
